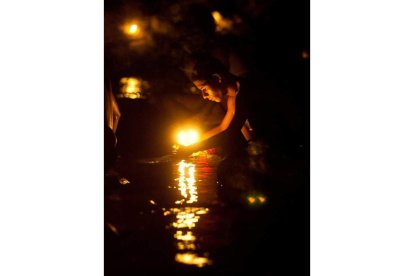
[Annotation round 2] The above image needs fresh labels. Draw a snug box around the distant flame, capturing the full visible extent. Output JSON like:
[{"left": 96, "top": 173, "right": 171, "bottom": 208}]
[
  {"left": 247, "top": 194, "right": 267, "bottom": 206},
  {"left": 124, "top": 23, "right": 141, "bottom": 36},
  {"left": 129, "top": 24, "right": 139, "bottom": 34},
  {"left": 212, "top": 11, "right": 233, "bottom": 33}
]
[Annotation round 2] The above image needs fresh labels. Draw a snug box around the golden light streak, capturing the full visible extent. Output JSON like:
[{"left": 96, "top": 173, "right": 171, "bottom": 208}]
[
  {"left": 174, "top": 230, "right": 196, "bottom": 242},
  {"left": 177, "top": 161, "right": 198, "bottom": 204},
  {"left": 177, "top": 242, "right": 196, "bottom": 250},
  {"left": 175, "top": 253, "right": 212, "bottom": 268},
  {"left": 172, "top": 211, "right": 199, "bottom": 229},
  {"left": 164, "top": 161, "right": 212, "bottom": 267}
]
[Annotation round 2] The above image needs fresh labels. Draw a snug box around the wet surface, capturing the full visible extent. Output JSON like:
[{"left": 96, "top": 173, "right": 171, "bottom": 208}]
[{"left": 105, "top": 149, "right": 309, "bottom": 275}]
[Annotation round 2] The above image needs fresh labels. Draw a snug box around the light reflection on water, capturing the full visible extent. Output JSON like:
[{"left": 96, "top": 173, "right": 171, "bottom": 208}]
[
  {"left": 165, "top": 159, "right": 213, "bottom": 267},
  {"left": 176, "top": 161, "right": 197, "bottom": 204}
]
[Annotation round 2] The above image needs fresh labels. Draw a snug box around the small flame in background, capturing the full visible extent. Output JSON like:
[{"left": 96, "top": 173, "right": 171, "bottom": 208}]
[
  {"left": 122, "top": 17, "right": 169, "bottom": 50},
  {"left": 123, "top": 21, "right": 143, "bottom": 37},
  {"left": 247, "top": 194, "right": 267, "bottom": 206},
  {"left": 212, "top": 11, "right": 234, "bottom": 33},
  {"left": 128, "top": 24, "right": 139, "bottom": 35}
]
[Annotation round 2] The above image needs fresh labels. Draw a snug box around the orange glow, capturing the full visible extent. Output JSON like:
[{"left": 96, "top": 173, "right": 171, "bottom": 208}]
[
  {"left": 124, "top": 23, "right": 141, "bottom": 36},
  {"left": 175, "top": 253, "right": 212, "bottom": 267},
  {"left": 118, "top": 177, "right": 130, "bottom": 185},
  {"left": 177, "top": 242, "right": 196, "bottom": 250},
  {"left": 247, "top": 194, "right": 267, "bottom": 206},
  {"left": 247, "top": 196, "right": 256, "bottom": 204},
  {"left": 129, "top": 24, "right": 139, "bottom": 34},
  {"left": 302, "top": 49, "right": 309, "bottom": 60},
  {"left": 106, "top": 223, "right": 119, "bottom": 235},
  {"left": 211, "top": 11, "right": 233, "bottom": 33},
  {"left": 177, "top": 130, "right": 199, "bottom": 146},
  {"left": 120, "top": 77, "right": 140, "bottom": 94},
  {"left": 212, "top": 11, "right": 223, "bottom": 22},
  {"left": 174, "top": 230, "right": 196, "bottom": 241}
]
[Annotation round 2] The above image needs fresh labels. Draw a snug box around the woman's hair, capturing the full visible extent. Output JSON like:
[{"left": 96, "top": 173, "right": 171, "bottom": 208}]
[{"left": 190, "top": 55, "right": 238, "bottom": 92}]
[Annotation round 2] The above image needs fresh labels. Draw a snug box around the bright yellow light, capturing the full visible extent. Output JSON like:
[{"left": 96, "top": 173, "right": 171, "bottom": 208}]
[
  {"left": 177, "top": 130, "right": 199, "bottom": 146},
  {"left": 175, "top": 253, "right": 212, "bottom": 267},
  {"left": 211, "top": 11, "right": 233, "bottom": 32},
  {"left": 128, "top": 24, "right": 139, "bottom": 34},
  {"left": 177, "top": 161, "right": 198, "bottom": 203},
  {"left": 120, "top": 77, "right": 141, "bottom": 94},
  {"left": 172, "top": 211, "right": 199, "bottom": 229},
  {"left": 174, "top": 231, "right": 196, "bottom": 241},
  {"left": 212, "top": 11, "right": 223, "bottom": 22},
  {"left": 258, "top": 196, "right": 266, "bottom": 203},
  {"left": 118, "top": 177, "right": 130, "bottom": 185},
  {"left": 247, "top": 196, "right": 256, "bottom": 204},
  {"left": 177, "top": 242, "right": 196, "bottom": 250}
]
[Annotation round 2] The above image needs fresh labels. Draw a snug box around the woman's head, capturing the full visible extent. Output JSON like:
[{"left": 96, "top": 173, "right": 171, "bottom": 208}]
[{"left": 191, "top": 55, "right": 237, "bottom": 102}]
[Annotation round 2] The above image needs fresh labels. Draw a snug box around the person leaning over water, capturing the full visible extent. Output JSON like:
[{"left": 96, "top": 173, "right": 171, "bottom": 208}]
[
  {"left": 176, "top": 55, "right": 255, "bottom": 157},
  {"left": 176, "top": 56, "right": 270, "bottom": 205}
]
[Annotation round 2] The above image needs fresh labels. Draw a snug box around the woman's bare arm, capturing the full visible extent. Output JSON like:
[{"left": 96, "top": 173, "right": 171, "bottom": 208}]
[{"left": 200, "top": 96, "right": 236, "bottom": 141}]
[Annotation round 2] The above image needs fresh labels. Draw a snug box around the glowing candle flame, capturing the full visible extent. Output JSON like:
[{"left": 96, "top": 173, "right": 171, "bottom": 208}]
[
  {"left": 177, "top": 129, "right": 199, "bottom": 146},
  {"left": 211, "top": 11, "right": 233, "bottom": 32}
]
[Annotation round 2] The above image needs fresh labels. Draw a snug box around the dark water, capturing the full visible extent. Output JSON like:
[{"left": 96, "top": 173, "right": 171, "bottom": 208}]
[{"left": 105, "top": 150, "right": 309, "bottom": 275}]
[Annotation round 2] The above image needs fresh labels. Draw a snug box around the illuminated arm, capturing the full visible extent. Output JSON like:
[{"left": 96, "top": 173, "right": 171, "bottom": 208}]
[{"left": 200, "top": 96, "right": 236, "bottom": 142}]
